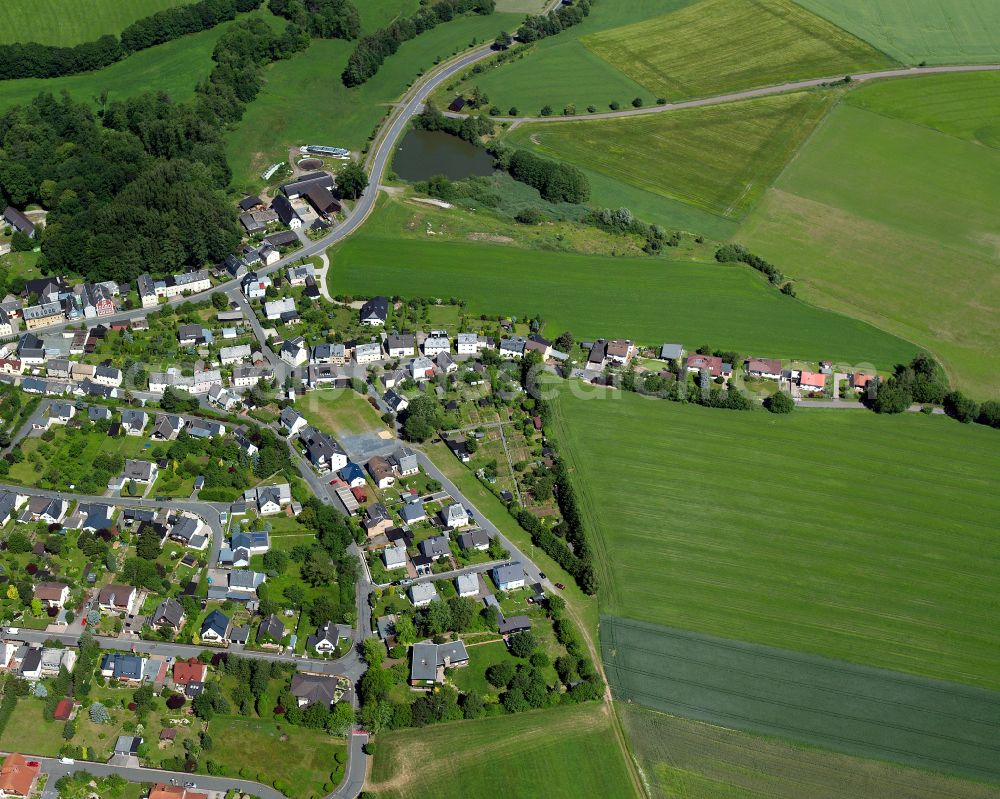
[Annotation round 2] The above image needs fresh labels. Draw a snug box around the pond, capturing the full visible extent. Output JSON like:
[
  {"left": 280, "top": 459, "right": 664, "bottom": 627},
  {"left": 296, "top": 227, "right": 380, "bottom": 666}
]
[{"left": 393, "top": 129, "right": 495, "bottom": 181}]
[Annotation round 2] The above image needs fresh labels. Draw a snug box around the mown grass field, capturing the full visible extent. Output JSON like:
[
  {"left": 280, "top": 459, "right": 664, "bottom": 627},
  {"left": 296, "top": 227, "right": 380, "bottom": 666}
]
[
  {"left": 845, "top": 71, "right": 1000, "bottom": 147},
  {"left": 0, "top": 0, "right": 187, "bottom": 45},
  {"left": 793, "top": 0, "right": 1000, "bottom": 65},
  {"left": 0, "top": 17, "right": 242, "bottom": 115},
  {"left": 581, "top": 0, "right": 894, "bottom": 101},
  {"left": 370, "top": 703, "right": 638, "bottom": 799},
  {"left": 298, "top": 387, "right": 387, "bottom": 437},
  {"left": 507, "top": 90, "right": 835, "bottom": 220},
  {"left": 548, "top": 387, "right": 1000, "bottom": 691},
  {"left": 621, "top": 705, "right": 1000, "bottom": 798},
  {"left": 329, "top": 221, "right": 915, "bottom": 366},
  {"left": 602, "top": 619, "right": 1000, "bottom": 782},
  {"left": 436, "top": 1, "right": 688, "bottom": 116},
  {"left": 225, "top": 10, "right": 522, "bottom": 187},
  {"left": 738, "top": 96, "right": 1000, "bottom": 396}
]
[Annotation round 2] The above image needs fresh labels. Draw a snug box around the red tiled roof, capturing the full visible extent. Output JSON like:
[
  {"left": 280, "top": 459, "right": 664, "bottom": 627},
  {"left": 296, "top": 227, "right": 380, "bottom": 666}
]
[
  {"left": 0, "top": 753, "right": 40, "bottom": 796},
  {"left": 172, "top": 658, "right": 207, "bottom": 686},
  {"left": 799, "top": 371, "right": 826, "bottom": 389},
  {"left": 53, "top": 699, "right": 74, "bottom": 720}
]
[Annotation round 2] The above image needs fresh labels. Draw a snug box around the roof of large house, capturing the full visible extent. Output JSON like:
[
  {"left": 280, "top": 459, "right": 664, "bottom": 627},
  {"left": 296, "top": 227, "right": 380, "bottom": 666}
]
[
  {"left": 257, "top": 613, "right": 285, "bottom": 643},
  {"left": 360, "top": 296, "right": 389, "bottom": 322},
  {"left": 493, "top": 562, "right": 525, "bottom": 585},
  {"left": 290, "top": 672, "right": 339, "bottom": 705},
  {"left": 0, "top": 753, "right": 40, "bottom": 797},
  {"left": 98, "top": 583, "right": 134, "bottom": 607},
  {"left": 201, "top": 609, "right": 230, "bottom": 638},
  {"left": 172, "top": 658, "right": 206, "bottom": 685},
  {"left": 153, "top": 597, "right": 185, "bottom": 628},
  {"left": 34, "top": 581, "right": 68, "bottom": 601}
]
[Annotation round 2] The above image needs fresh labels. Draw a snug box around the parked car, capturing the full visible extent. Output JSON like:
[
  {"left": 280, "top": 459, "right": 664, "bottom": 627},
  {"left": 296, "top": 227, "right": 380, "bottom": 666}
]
[{"left": 554, "top": 582, "right": 565, "bottom": 590}]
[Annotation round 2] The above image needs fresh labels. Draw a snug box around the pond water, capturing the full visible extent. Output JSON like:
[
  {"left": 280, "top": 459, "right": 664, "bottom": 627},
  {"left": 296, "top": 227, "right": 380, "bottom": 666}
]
[{"left": 393, "top": 129, "right": 494, "bottom": 181}]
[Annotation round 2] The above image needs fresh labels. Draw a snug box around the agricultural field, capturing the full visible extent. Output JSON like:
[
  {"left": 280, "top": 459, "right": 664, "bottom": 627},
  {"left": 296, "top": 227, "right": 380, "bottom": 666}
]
[
  {"left": 435, "top": 0, "right": 684, "bottom": 116},
  {"left": 369, "top": 703, "right": 639, "bottom": 799},
  {"left": 0, "top": 18, "right": 239, "bottom": 115},
  {"left": 548, "top": 387, "right": 1000, "bottom": 691},
  {"left": 621, "top": 705, "right": 1000, "bottom": 799},
  {"left": 0, "top": 0, "right": 188, "bottom": 46},
  {"left": 582, "top": 0, "right": 894, "bottom": 101},
  {"left": 507, "top": 90, "right": 835, "bottom": 220},
  {"left": 329, "top": 221, "right": 916, "bottom": 367},
  {"left": 603, "top": 619, "right": 1000, "bottom": 782},
  {"left": 793, "top": 0, "right": 1000, "bottom": 65},
  {"left": 844, "top": 71, "right": 1000, "bottom": 147},
  {"left": 738, "top": 91, "right": 1000, "bottom": 396},
  {"left": 225, "top": 10, "right": 522, "bottom": 188}
]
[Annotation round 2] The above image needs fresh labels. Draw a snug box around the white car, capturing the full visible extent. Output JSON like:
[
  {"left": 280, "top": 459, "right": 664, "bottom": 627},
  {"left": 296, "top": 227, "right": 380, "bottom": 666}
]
[
  {"left": 5, "top": 628, "right": 18, "bottom": 635},
  {"left": 59, "top": 757, "right": 75, "bottom": 765}
]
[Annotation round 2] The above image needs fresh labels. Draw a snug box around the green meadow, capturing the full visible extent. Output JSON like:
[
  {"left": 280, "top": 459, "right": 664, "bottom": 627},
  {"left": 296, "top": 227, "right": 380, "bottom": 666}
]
[
  {"left": 844, "top": 71, "right": 1000, "bottom": 147},
  {"left": 582, "top": 0, "right": 894, "bottom": 101},
  {"left": 793, "top": 0, "right": 1000, "bottom": 65},
  {"left": 225, "top": 9, "right": 522, "bottom": 187},
  {"left": 622, "top": 705, "right": 1000, "bottom": 799},
  {"left": 507, "top": 90, "right": 835, "bottom": 220},
  {"left": 548, "top": 387, "right": 1000, "bottom": 691},
  {"left": 738, "top": 92, "right": 1000, "bottom": 396},
  {"left": 328, "top": 211, "right": 915, "bottom": 366},
  {"left": 436, "top": 0, "right": 689, "bottom": 115},
  {"left": 370, "top": 704, "right": 638, "bottom": 799},
  {"left": 0, "top": 0, "right": 188, "bottom": 46},
  {"left": 0, "top": 15, "right": 260, "bottom": 115}
]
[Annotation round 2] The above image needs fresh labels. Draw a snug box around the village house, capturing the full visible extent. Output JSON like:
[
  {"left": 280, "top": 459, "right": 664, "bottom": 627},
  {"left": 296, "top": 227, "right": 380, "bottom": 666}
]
[
  {"left": 3, "top": 206, "right": 35, "bottom": 237},
  {"left": 420, "top": 534, "right": 451, "bottom": 561},
  {"left": 409, "top": 356, "right": 435, "bottom": 381},
  {"left": 307, "top": 620, "right": 351, "bottom": 654},
  {"left": 458, "top": 530, "right": 489, "bottom": 552},
  {"left": 456, "top": 573, "right": 479, "bottom": 598},
  {"left": 0, "top": 753, "right": 41, "bottom": 797},
  {"left": 34, "top": 582, "right": 70, "bottom": 609},
  {"left": 366, "top": 456, "right": 396, "bottom": 489},
  {"left": 219, "top": 344, "right": 252, "bottom": 365},
  {"left": 123, "top": 458, "right": 158, "bottom": 485},
  {"left": 746, "top": 357, "right": 783, "bottom": 380},
  {"left": 200, "top": 609, "right": 230, "bottom": 643},
  {"left": 98, "top": 584, "right": 138, "bottom": 615},
  {"left": 359, "top": 296, "right": 389, "bottom": 326},
  {"left": 383, "top": 543, "right": 408, "bottom": 571},
  {"left": 290, "top": 673, "right": 341, "bottom": 708},
  {"left": 499, "top": 336, "right": 526, "bottom": 359},
  {"left": 363, "top": 503, "right": 393, "bottom": 537},
  {"left": 156, "top": 269, "right": 211, "bottom": 299},
  {"left": 280, "top": 336, "right": 308, "bottom": 367},
  {"left": 422, "top": 334, "right": 450, "bottom": 357},
  {"left": 257, "top": 613, "right": 286, "bottom": 648},
  {"left": 410, "top": 640, "right": 469, "bottom": 687},
  {"left": 244, "top": 483, "right": 292, "bottom": 515},
  {"left": 280, "top": 406, "right": 308, "bottom": 436},
  {"left": 605, "top": 339, "right": 635, "bottom": 364},
  {"left": 299, "top": 425, "right": 348, "bottom": 471},
  {"left": 151, "top": 413, "right": 185, "bottom": 441},
  {"left": 312, "top": 342, "right": 347, "bottom": 365},
  {"left": 151, "top": 598, "right": 186, "bottom": 634},
  {"left": 409, "top": 582, "right": 439, "bottom": 608},
  {"left": 100, "top": 653, "right": 145, "bottom": 682},
  {"left": 493, "top": 562, "right": 526, "bottom": 592},
  {"left": 354, "top": 341, "right": 382, "bottom": 365},
  {"left": 22, "top": 301, "right": 64, "bottom": 330},
  {"left": 798, "top": 371, "right": 827, "bottom": 392},
  {"left": 264, "top": 296, "right": 297, "bottom": 322},
  {"left": 440, "top": 503, "right": 469, "bottom": 529},
  {"left": 242, "top": 272, "right": 272, "bottom": 300},
  {"left": 386, "top": 333, "right": 414, "bottom": 359}
]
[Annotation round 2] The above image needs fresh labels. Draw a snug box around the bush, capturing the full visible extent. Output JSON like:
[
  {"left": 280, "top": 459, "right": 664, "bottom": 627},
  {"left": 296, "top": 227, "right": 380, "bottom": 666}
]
[
  {"left": 539, "top": 104, "right": 553, "bottom": 116},
  {"left": 943, "top": 390, "right": 978, "bottom": 423},
  {"left": 631, "top": 96, "right": 643, "bottom": 107},
  {"left": 609, "top": 101, "right": 620, "bottom": 110},
  {"left": 514, "top": 207, "right": 543, "bottom": 225},
  {"left": 764, "top": 392, "right": 794, "bottom": 414}
]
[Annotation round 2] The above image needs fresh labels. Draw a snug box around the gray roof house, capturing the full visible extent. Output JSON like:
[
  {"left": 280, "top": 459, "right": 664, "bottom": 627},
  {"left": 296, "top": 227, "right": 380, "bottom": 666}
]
[
  {"left": 492, "top": 563, "right": 526, "bottom": 591},
  {"left": 290, "top": 673, "right": 340, "bottom": 707},
  {"left": 409, "top": 582, "right": 439, "bottom": 607},
  {"left": 151, "top": 598, "right": 185, "bottom": 631},
  {"left": 420, "top": 534, "right": 451, "bottom": 561},
  {"left": 120, "top": 410, "right": 148, "bottom": 435},
  {"left": 257, "top": 613, "right": 285, "bottom": 645},
  {"left": 457, "top": 530, "right": 489, "bottom": 552},
  {"left": 410, "top": 639, "right": 469, "bottom": 685},
  {"left": 399, "top": 498, "right": 426, "bottom": 525},
  {"left": 660, "top": 343, "right": 685, "bottom": 361}
]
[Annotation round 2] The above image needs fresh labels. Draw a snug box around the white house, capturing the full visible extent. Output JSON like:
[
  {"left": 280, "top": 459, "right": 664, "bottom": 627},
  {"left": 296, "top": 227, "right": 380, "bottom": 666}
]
[
  {"left": 232, "top": 365, "right": 270, "bottom": 388},
  {"left": 219, "top": 344, "right": 252, "bottom": 365},
  {"left": 456, "top": 332, "right": 479, "bottom": 355},
  {"left": 409, "top": 582, "right": 439, "bottom": 608},
  {"left": 280, "top": 407, "right": 308, "bottom": 436},
  {"left": 383, "top": 543, "right": 408, "bottom": 571},
  {"left": 93, "top": 365, "right": 123, "bottom": 387},
  {"left": 409, "top": 356, "right": 435, "bottom": 381},
  {"left": 242, "top": 273, "right": 272, "bottom": 300},
  {"left": 492, "top": 563, "right": 526, "bottom": 592},
  {"left": 455, "top": 573, "right": 479, "bottom": 598},
  {"left": 280, "top": 337, "right": 308, "bottom": 367},
  {"left": 264, "top": 297, "right": 297, "bottom": 321},
  {"left": 386, "top": 334, "right": 414, "bottom": 359},
  {"left": 422, "top": 335, "right": 450, "bottom": 357},
  {"left": 440, "top": 503, "right": 469, "bottom": 529},
  {"left": 499, "top": 336, "right": 526, "bottom": 360},
  {"left": 354, "top": 342, "right": 382, "bottom": 365}
]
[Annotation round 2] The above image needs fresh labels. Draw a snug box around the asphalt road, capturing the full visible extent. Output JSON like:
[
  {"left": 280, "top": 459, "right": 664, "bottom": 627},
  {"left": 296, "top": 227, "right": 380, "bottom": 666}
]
[{"left": 30, "top": 755, "right": 287, "bottom": 799}]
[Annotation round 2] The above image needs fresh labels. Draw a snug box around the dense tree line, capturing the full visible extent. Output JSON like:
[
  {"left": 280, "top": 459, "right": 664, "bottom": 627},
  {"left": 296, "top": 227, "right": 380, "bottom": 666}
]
[
  {"left": 715, "top": 243, "right": 784, "bottom": 284},
  {"left": 412, "top": 100, "right": 494, "bottom": 144},
  {"left": 0, "top": 0, "right": 262, "bottom": 80},
  {"left": 516, "top": 0, "right": 592, "bottom": 43},
  {"left": 342, "top": 0, "right": 496, "bottom": 87},
  {"left": 2, "top": 16, "right": 307, "bottom": 283},
  {"left": 268, "top": 0, "right": 360, "bottom": 40},
  {"left": 496, "top": 148, "right": 590, "bottom": 203}
]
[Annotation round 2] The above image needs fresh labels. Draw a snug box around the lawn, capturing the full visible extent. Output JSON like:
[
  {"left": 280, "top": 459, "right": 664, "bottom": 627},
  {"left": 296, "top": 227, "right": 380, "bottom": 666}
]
[
  {"left": 450, "top": 640, "right": 518, "bottom": 698},
  {"left": 224, "top": 9, "right": 523, "bottom": 188},
  {"left": 603, "top": 619, "right": 1000, "bottom": 782},
  {"left": 329, "top": 221, "right": 916, "bottom": 367},
  {"left": 507, "top": 89, "right": 836, "bottom": 219},
  {"left": 435, "top": 1, "right": 693, "bottom": 118},
  {"left": 582, "top": 0, "right": 894, "bottom": 101},
  {"left": 298, "top": 388, "right": 387, "bottom": 437},
  {"left": 793, "top": 0, "right": 1000, "bottom": 65},
  {"left": 548, "top": 386, "right": 1000, "bottom": 691},
  {"left": 0, "top": 0, "right": 188, "bottom": 46},
  {"left": 621, "top": 705, "right": 1000, "bottom": 799},
  {"left": 208, "top": 715, "right": 345, "bottom": 799},
  {"left": 370, "top": 703, "right": 639, "bottom": 799},
  {"left": 0, "top": 19, "right": 238, "bottom": 115},
  {"left": 0, "top": 251, "right": 43, "bottom": 283},
  {"left": 738, "top": 97, "right": 1000, "bottom": 396}
]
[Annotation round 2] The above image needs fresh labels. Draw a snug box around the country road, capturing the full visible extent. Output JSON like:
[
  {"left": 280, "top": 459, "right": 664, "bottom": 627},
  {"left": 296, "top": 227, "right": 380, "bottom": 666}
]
[{"left": 445, "top": 63, "right": 1000, "bottom": 126}]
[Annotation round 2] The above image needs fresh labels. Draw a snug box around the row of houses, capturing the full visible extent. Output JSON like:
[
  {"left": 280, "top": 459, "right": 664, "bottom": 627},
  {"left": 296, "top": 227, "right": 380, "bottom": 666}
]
[{"left": 137, "top": 270, "right": 212, "bottom": 309}]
